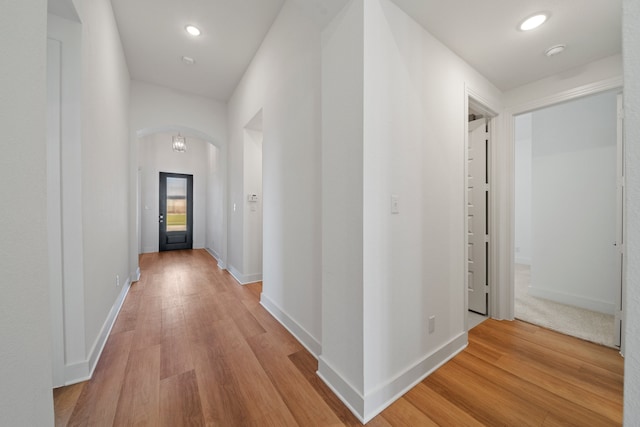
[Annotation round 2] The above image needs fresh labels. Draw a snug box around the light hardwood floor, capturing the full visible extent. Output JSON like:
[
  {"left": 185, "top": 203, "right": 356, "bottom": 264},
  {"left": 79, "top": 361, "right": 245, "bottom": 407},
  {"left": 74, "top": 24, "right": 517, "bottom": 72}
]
[{"left": 54, "top": 249, "right": 623, "bottom": 426}]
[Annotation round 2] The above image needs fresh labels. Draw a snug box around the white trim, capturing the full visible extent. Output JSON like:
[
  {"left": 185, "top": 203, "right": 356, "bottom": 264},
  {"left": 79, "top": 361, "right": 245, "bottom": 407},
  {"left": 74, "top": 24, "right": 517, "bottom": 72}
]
[
  {"left": 509, "top": 76, "right": 623, "bottom": 115},
  {"left": 63, "top": 276, "right": 132, "bottom": 385},
  {"left": 515, "top": 257, "right": 531, "bottom": 265},
  {"left": 47, "top": 36, "right": 65, "bottom": 388},
  {"left": 465, "top": 84, "right": 503, "bottom": 320},
  {"left": 227, "top": 264, "right": 262, "bottom": 285},
  {"left": 494, "top": 112, "right": 516, "bottom": 320},
  {"left": 318, "top": 333, "right": 468, "bottom": 423},
  {"left": 527, "top": 286, "right": 616, "bottom": 315},
  {"left": 362, "top": 332, "right": 468, "bottom": 422},
  {"left": 260, "top": 294, "right": 322, "bottom": 357},
  {"left": 131, "top": 267, "right": 141, "bottom": 282},
  {"left": 317, "top": 358, "right": 365, "bottom": 423},
  {"left": 205, "top": 247, "right": 226, "bottom": 269},
  {"left": 497, "top": 77, "right": 625, "bottom": 322}
]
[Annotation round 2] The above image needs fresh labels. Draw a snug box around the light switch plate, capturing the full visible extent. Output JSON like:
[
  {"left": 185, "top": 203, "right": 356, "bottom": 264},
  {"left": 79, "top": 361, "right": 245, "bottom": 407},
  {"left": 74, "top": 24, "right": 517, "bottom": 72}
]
[{"left": 391, "top": 195, "right": 399, "bottom": 214}]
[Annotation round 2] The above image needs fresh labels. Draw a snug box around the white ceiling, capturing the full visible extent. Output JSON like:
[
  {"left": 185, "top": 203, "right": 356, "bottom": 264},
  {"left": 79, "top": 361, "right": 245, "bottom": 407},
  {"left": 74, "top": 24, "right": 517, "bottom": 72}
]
[
  {"left": 102, "top": 0, "right": 621, "bottom": 100},
  {"left": 390, "top": 0, "right": 622, "bottom": 91},
  {"left": 110, "top": 0, "right": 286, "bottom": 101}
]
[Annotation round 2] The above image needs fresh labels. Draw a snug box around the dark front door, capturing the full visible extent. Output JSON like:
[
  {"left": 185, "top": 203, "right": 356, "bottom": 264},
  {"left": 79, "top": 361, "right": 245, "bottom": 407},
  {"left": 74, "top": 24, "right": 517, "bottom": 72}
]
[{"left": 159, "top": 172, "right": 193, "bottom": 251}]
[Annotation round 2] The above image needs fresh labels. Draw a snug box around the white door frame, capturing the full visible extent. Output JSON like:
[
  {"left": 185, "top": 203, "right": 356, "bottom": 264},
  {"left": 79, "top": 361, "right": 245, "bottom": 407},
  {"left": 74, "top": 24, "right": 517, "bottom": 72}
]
[
  {"left": 464, "top": 86, "right": 501, "bottom": 328},
  {"left": 495, "top": 76, "right": 624, "bottom": 333}
]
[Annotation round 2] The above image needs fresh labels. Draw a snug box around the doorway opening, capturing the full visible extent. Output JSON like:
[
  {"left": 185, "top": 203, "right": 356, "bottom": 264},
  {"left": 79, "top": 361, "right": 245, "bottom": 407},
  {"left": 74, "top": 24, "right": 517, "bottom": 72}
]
[
  {"left": 466, "top": 98, "right": 496, "bottom": 330},
  {"left": 512, "top": 90, "right": 622, "bottom": 348},
  {"left": 242, "top": 109, "right": 263, "bottom": 283},
  {"left": 159, "top": 172, "right": 193, "bottom": 251}
]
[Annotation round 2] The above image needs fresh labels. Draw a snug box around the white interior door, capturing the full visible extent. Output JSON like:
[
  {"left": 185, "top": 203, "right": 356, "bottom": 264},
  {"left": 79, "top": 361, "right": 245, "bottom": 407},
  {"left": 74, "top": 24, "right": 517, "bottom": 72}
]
[{"left": 468, "top": 118, "right": 489, "bottom": 315}]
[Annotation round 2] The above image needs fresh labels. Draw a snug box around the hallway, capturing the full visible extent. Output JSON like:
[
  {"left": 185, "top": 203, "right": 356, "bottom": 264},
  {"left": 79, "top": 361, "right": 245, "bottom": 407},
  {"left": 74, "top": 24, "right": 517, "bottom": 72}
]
[{"left": 54, "top": 250, "right": 623, "bottom": 426}]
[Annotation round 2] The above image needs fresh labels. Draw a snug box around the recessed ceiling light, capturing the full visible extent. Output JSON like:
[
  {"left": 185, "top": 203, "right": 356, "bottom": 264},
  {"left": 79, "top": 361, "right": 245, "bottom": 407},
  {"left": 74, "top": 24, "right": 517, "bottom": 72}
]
[
  {"left": 181, "top": 56, "right": 196, "bottom": 65},
  {"left": 545, "top": 44, "right": 566, "bottom": 57},
  {"left": 519, "top": 13, "right": 548, "bottom": 31},
  {"left": 185, "top": 25, "right": 201, "bottom": 36}
]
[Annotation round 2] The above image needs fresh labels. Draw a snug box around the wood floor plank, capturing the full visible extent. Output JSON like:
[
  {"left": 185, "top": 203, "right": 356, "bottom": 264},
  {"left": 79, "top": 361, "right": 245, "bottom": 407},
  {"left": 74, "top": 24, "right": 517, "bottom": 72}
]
[
  {"left": 112, "top": 345, "right": 161, "bottom": 426},
  {"left": 159, "top": 370, "right": 205, "bottom": 427},
  {"left": 245, "top": 409, "right": 301, "bottom": 427},
  {"left": 191, "top": 342, "right": 250, "bottom": 426},
  {"left": 66, "top": 331, "right": 134, "bottom": 427},
  {"left": 469, "top": 324, "right": 623, "bottom": 401},
  {"left": 224, "top": 345, "right": 296, "bottom": 422},
  {"left": 53, "top": 382, "right": 85, "bottom": 427},
  {"left": 454, "top": 351, "right": 619, "bottom": 426},
  {"left": 380, "top": 397, "right": 439, "bottom": 426},
  {"left": 424, "top": 359, "right": 549, "bottom": 426},
  {"left": 131, "top": 295, "right": 162, "bottom": 351},
  {"left": 288, "top": 350, "right": 363, "bottom": 426},
  {"left": 247, "top": 333, "right": 343, "bottom": 426},
  {"left": 247, "top": 303, "right": 304, "bottom": 356},
  {"left": 54, "top": 250, "right": 624, "bottom": 427},
  {"left": 466, "top": 341, "right": 622, "bottom": 423},
  {"left": 479, "top": 319, "right": 623, "bottom": 375},
  {"left": 403, "top": 382, "right": 485, "bottom": 426},
  {"left": 110, "top": 283, "right": 142, "bottom": 334},
  {"left": 160, "top": 310, "right": 194, "bottom": 380}
]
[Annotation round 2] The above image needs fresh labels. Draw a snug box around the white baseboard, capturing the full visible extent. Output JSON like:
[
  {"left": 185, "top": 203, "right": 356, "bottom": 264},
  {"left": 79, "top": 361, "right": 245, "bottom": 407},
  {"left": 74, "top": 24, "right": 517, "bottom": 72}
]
[
  {"left": 227, "top": 264, "right": 262, "bottom": 285},
  {"left": 527, "top": 286, "right": 616, "bottom": 315},
  {"left": 317, "top": 359, "right": 365, "bottom": 423},
  {"left": 260, "top": 294, "right": 322, "bottom": 357},
  {"left": 63, "top": 276, "right": 132, "bottom": 385},
  {"left": 318, "top": 332, "right": 468, "bottom": 423},
  {"left": 205, "top": 247, "right": 226, "bottom": 269},
  {"left": 132, "top": 267, "right": 141, "bottom": 282},
  {"left": 142, "top": 246, "right": 156, "bottom": 254}
]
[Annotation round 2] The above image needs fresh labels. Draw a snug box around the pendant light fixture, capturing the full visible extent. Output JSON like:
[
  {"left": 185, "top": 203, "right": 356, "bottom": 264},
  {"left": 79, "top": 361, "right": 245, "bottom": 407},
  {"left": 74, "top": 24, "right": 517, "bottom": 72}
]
[{"left": 172, "top": 133, "right": 187, "bottom": 152}]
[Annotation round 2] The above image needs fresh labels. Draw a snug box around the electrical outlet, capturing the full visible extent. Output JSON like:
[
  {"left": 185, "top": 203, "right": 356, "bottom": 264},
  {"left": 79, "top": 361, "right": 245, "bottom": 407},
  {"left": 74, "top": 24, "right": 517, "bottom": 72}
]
[
  {"left": 428, "top": 316, "right": 435, "bottom": 334},
  {"left": 116, "top": 274, "right": 120, "bottom": 287}
]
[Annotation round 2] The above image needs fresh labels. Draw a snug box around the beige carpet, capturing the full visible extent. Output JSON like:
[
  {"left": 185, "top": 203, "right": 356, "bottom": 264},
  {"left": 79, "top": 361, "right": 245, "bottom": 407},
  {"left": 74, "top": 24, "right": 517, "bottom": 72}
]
[{"left": 514, "top": 264, "right": 617, "bottom": 348}]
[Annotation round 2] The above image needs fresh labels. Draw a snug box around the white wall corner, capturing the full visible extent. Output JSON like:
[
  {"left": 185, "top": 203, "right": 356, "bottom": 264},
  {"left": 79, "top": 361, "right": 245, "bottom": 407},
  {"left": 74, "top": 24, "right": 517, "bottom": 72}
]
[
  {"left": 227, "top": 264, "right": 262, "bottom": 285},
  {"left": 317, "top": 358, "right": 366, "bottom": 423},
  {"left": 65, "top": 277, "right": 131, "bottom": 385},
  {"left": 205, "top": 247, "right": 226, "bottom": 269},
  {"left": 317, "top": 332, "right": 468, "bottom": 423},
  {"left": 260, "top": 294, "right": 322, "bottom": 357},
  {"left": 361, "top": 332, "right": 468, "bottom": 423},
  {"left": 132, "top": 267, "right": 141, "bottom": 282}
]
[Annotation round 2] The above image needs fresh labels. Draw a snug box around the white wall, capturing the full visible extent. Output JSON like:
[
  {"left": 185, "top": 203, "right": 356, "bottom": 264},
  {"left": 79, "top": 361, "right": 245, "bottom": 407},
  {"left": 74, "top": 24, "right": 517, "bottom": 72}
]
[
  {"left": 71, "top": 0, "right": 132, "bottom": 375},
  {"left": 243, "top": 129, "right": 263, "bottom": 281},
  {"left": 623, "top": 0, "right": 640, "bottom": 423},
  {"left": 129, "top": 80, "right": 228, "bottom": 269},
  {"left": 0, "top": 1, "right": 55, "bottom": 424},
  {"left": 227, "top": 0, "right": 323, "bottom": 351},
  {"left": 206, "top": 143, "right": 224, "bottom": 261},
  {"left": 529, "top": 92, "right": 618, "bottom": 314},
  {"left": 320, "top": 0, "right": 366, "bottom": 408},
  {"left": 322, "top": 0, "right": 503, "bottom": 421},
  {"left": 514, "top": 114, "right": 533, "bottom": 264},
  {"left": 139, "top": 133, "right": 210, "bottom": 253},
  {"left": 504, "top": 54, "right": 622, "bottom": 111}
]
